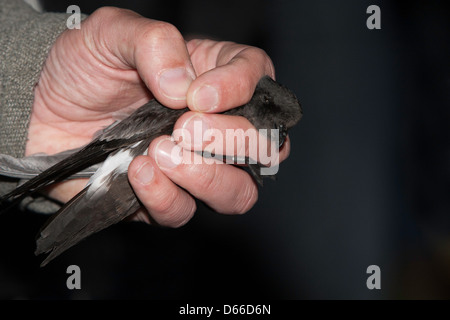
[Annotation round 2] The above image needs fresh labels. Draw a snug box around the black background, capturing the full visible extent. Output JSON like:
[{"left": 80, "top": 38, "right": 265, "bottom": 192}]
[{"left": 1, "top": 0, "right": 450, "bottom": 299}]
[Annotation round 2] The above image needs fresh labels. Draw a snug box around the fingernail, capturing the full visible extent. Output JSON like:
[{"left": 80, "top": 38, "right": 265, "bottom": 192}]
[
  {"left": 159, "top": 68, "right": 193, "bottom": 100},
  {"left": 181, "top": 114, "right": 210, "bottom": 149},
  {"left": 193, "top": 85, "right": 219, "bottom": 112},
  {"left": 135, "top": 161, "right": 154, "bottom": 185},
  {"left": 155, "top": 139, "right": 183, "bottom": 169}
]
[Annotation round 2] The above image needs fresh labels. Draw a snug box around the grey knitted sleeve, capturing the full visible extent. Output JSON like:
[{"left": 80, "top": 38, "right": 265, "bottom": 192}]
[
  {"left": 0, "top": 1, "right": 72, "bottom": 212},
  {"left": 0, "top": 0, "right": 68, "bottom": 157}
]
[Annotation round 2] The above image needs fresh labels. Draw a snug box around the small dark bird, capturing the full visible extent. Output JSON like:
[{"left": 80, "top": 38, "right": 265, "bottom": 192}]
[{"left": 0, "top": 76, "right": 302, "bottom": 266}]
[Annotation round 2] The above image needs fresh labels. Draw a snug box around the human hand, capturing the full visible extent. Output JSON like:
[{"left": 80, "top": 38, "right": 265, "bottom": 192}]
[{"left": 26, "top": 7, "right": 291, "bottom": 226}]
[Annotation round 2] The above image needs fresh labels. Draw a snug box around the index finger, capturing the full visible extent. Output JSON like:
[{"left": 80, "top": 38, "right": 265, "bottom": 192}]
[{"left": 186, "top": 39, "right": 275, "bottom": 113}]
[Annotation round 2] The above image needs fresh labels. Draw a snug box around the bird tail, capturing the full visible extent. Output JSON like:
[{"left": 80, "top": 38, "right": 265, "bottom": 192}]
[{"left": 0, "top": 142, "right": 111, "bottom": 209}]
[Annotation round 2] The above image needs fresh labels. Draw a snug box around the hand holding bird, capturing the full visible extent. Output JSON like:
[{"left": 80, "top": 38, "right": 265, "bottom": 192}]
[{"left": 0, "top": 7, "right": 302, "bottom": 266}]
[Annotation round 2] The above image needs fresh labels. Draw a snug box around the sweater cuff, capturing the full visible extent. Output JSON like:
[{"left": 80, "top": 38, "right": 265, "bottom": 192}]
[
  {"left": 0, "top": 1, "right": 86, "bottom": 213},
  {"left": 0, "top": 2, "right": 68, "bottom": 158}
]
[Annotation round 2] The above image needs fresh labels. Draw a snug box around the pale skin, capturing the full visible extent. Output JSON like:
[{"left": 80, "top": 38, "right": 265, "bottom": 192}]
[{"left": 26, "top": 7, "right": 291, "bottom": 227}]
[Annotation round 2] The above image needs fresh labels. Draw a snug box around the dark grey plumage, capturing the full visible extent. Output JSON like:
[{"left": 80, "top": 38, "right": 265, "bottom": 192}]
[{"left": 0, "top": 76, "right": 302, "bottom": 266}]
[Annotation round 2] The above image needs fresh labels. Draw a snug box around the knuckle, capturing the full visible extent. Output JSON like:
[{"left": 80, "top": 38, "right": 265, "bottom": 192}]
[
  {"left": 91, "top": 6, "right": 127, "bottom": 20},
  {"left": 241, "top": 47, "right": 275, "bottom": 79},
  {"left": 231, "top": 181, "right": 258, "bottom": 214},
  {"left": 171, "top": 200, "right": 197, "bottom": 228},
  {"left": 193, "top": 163, "right": 222, "bottom": 196},
  {"left": 280, "top": 137, "right": 291, "bottom": 161},
  {"left": 148, "top": 187, "right": 196, "bottom": 228},
  {"left": 264, "top": 54, "right": 275, "bottom": 78},
  {"left": 151, "top": 188, "right": 179, "bottom": 217},
  {"left": 241, "top": 46, "right": 266, "bottom": 63},
  {"left": 140, "top": 21, "right": 183, "bottom": 47},
  {"left": 249, "top": 46, "right": 267, "bottom": 58}
]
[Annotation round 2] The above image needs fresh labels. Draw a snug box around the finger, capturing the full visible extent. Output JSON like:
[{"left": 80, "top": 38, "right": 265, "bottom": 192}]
[
  {"left": 150, "top": 136, "right": 259, "bottom": 215},
  {"left": 87, "top": 7, "right": 196, "bottom": 108},
  {"left": 173, "top": 111, "right": 291, "bottom": 164},
  {"left": 186, "top": 39, "right": 274, "bottom": 112},
  {"left": 128, "top": 154, "right": 196, "bottom": 227}
]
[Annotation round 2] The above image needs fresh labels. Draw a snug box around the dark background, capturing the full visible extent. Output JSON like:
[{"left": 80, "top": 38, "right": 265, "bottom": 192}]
[{"left": 1, "top": 0, "right": 450, "bottom": 299}]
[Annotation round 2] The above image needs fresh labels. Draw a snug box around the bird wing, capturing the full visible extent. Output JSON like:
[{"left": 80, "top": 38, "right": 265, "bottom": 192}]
[
  {"left": 0, "top": 100, "right": 179, "bottom": 205},
  {"left": 36, "top": 173, "right": 141, "bottom": 266},
  {"left": 35, "top": 151, "right": 143, "bottom": 266},
  {"left": 0, "top": 149, "right": 100, "bottom": 180},
  {"left": 34, "top": 136, "right": 153, "bottom": 266}
]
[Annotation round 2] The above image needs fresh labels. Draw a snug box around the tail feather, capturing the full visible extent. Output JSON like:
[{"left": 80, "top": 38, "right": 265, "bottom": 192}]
[
  {"left": 0, "top": 140, "right": 121, "bottom": 205},
  {"left": 0, "top": 149, "right": 100, "bottom": 181}
]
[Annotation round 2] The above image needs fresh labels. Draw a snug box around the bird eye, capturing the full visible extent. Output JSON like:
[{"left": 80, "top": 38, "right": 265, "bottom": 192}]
[{"left": 263, "top": 94, "right": 270, "bottom": 104}]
